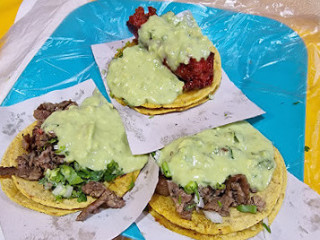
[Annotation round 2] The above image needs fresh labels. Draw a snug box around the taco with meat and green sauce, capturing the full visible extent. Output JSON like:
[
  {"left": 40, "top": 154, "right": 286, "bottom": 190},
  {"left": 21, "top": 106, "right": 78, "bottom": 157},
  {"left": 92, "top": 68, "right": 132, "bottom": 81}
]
[
  {"left": 0, "top": 90, "right": 148, "bottom": 221},
  {"left": 149, "top": 121, "right": 287, "bottom": 239},
  {"left": 106, "top": 7, "right": 222, "bottom": 115}
]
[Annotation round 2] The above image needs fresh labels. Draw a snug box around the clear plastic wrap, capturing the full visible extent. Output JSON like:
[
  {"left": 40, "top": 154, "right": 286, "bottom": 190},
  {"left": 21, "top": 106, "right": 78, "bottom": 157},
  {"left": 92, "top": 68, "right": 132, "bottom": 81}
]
[{"left": 0, "top": 0, "right": 319, "bottom": 238}]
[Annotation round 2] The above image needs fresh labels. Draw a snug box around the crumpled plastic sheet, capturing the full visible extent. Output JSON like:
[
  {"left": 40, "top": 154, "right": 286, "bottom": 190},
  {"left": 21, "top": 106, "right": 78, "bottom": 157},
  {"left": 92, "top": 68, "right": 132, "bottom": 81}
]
[{"left": 0, "top": 0, "right": 319, "bottom": 238}]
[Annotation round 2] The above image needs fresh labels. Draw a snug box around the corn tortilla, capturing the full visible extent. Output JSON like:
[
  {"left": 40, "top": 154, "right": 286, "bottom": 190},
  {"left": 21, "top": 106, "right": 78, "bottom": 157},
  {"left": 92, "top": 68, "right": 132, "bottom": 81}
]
[{"left": 149, "top": 148, "right": 286, "bottom": 236}]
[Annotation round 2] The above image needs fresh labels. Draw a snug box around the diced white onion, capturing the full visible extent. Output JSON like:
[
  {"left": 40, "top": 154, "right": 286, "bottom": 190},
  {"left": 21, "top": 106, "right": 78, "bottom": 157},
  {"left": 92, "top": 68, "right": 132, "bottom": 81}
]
[
  {"left": 52, "top": 183, "right": 65, "bottom": 196},
  {"left": 203, "top": 211, "right": 223, "bottom": 224},
  {"left": 153, "top": 150, "right": 161, "bottom": 162},
  {"left": 194, "top": 193, "right": 204, "bottom": 208},
  {"left": 63, "top": 185, "right": 73, "bottom": 198}
]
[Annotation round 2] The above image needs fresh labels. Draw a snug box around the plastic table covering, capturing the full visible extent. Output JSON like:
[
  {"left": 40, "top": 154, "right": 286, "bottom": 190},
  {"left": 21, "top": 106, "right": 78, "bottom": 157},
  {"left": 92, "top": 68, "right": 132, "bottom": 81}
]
[{"left": 0, "top": 0, "right": 319, "bottom": 239}]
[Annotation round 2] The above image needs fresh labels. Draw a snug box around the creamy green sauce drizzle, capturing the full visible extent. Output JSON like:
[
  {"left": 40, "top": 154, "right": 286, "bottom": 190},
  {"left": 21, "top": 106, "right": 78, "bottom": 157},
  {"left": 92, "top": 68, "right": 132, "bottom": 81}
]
[
  {"left": 138, "top": 12, "right": 213, "bottom": 70},
  {"left": 42, "top": 90, "right": 148, "bottom": 172},
  {"left": 157, "top": 122, "right": 276, "bottom": 191},
  {"left": 106, "top": 45, "right": 184, "bottom": 106}
]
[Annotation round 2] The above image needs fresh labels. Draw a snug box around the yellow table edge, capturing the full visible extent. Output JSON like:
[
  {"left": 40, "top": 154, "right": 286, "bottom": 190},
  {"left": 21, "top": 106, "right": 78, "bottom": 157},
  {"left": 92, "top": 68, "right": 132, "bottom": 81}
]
[{"left": 1, "top": 1, "right": 320, "bottom": 194}]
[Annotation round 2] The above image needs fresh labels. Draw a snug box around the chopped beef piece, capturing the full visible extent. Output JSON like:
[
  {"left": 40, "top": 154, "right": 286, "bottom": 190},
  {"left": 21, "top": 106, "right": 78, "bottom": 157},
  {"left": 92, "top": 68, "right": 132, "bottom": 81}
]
[
  {"left": 127, "top": 6, "right": 157, "bottom": 38},
  {"left": 167, "top": 181, "right": 194, "bottom": 220},
  {"left": 155, "top": 174, "right": 170, "bottom": 196},
  {"left": 164, "top": 52, "right": 215, "bottom": 91},
  {"left": 250, "top": 195, "right": 266, "bottom": 212},
  {"left": 0, "top": 165, "right": 42, "bottom": 181},
  {"left": 202, "top": 194, "right": 234, "bottom": 217},
  {"left": 16, "top": 166, "right": 43, "bottom": 181},
  {"left": 22, "top": 133, "right": 34, "bottom": 152},
  {"left": 200, "top": 186, "right": 233, "bottom": 217},
  {"left": 200, "top": 186, "right": 224, "bottom": 201},
  {"left": 82, "top": 181, "right": 106, "bottom": 198},
  {"left": 225, "top": 174, "right": 251, "bottom": 205},
  {"left": 35, "top": 146, "right": 64, "bottom": 170},
  {"left": 0, "top": 167, "right": 19, "bottom": 177},
  {"left": 76, "top": 188, "right": 125, "bottom": 221},
  {"left": 33, "top": 100, "right": 77, "bottom": 123},
  {"left": 156, "top": 173, "right": 264, "bottom": 219},
  {"left": 201, "top": 174, "right": 257, "bottom": 216}
]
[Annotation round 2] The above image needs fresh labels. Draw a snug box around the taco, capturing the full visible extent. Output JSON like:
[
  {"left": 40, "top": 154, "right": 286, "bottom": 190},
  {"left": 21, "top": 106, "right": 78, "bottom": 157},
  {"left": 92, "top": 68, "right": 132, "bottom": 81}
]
[
  {"left": 106, "top": 7, "right": 222, "bottom": 115},
  {"left": 149, "top": 121, "right": 287, "bottom": 239},
  {"left": 0, "top": 90, "right": 148, "bottom": 221}
]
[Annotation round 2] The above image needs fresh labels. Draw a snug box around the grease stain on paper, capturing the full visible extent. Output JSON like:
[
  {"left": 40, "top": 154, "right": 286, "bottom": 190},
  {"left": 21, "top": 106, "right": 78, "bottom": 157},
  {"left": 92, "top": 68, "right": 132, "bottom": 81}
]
[
  {"left": 2, "top": 112, "right": 26, "bottom": 136},
  {"left": 78, "top": 228, "right": 96, "bottom": 240}
]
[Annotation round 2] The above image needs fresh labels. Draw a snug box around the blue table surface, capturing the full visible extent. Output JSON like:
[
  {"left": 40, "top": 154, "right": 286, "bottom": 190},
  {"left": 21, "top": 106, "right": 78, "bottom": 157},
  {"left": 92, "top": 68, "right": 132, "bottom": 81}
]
[{"left": 1, "top": 0, "right": 307, "bottom": 239}]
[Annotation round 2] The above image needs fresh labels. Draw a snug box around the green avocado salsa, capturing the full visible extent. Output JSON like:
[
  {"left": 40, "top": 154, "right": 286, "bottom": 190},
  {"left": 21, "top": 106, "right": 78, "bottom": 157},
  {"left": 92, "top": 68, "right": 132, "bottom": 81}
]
[
  {"left": 42, "top": 90, "right": 148, "bottom": 173},
  {"left": 139, "top": 12, "right": 213, "bottom": 70},
  {"left": 106, "top": 45, "right": 184, "bottom": 107},
  {"left": 156, "top": 121, "right": 276, "bottom": 191}
]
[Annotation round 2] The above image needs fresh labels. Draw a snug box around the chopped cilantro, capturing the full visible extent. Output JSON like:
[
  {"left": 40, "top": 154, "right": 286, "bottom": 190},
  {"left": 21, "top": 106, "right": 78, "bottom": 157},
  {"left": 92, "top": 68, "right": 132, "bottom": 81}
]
[
  {"left": 236, "top": 204, "right": 257, "bottom": 214},
  {"left": 55, "top": 195, "right": 63, "bottom": 202},
  {"left": 128, "top": 176, "right": 135, "bottom": 191},
  {"left": 161, "top": 161, "right": 172, "bottom": 178},
  {"left": 48, "top": 138, "right": 58, "bottom": 144},
  {"left": 262, "top": 222, "right": 271, "bottom": 233},
  {"left": 185, "top": 203, "right": 197, "bottom": 211},
  {"left": 304, "top": 146, "right": 310, "bottom": 152},
  {"left": 54, "top": 145, "right": 66, "bottom": 154},
  {"left": 215, "top": 183, "right": 226, "bottom": 190},
  {"left": 184, "top": 181, "right": 198, "bottom": 194},
  {"left": 77, "top": 192, "right": 87, "bottom": 203},
  {"left": 103, "top": 160, "right": 123, "bottom": 182}
]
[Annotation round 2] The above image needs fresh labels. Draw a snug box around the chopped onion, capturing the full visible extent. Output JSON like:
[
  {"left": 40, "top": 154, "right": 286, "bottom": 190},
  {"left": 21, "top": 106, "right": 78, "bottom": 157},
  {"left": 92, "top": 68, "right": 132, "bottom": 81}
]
[
  {"left": 52, "top": 183, "right": 65, "bottom": 196},
  {"left": 194, "top": 192, "right": 204, "bottom": 208},
  {"left": 52, "top": 184, "right": 73, "bottom": 198},
  {"left": 203, "top": 210, "right": 223, "bottom": 224},
  {"left": 153, "top": 150, "right": 161, "bottom": 161},
  {"left": 63, "top": 185, "right": 73, "bottom": 198}
]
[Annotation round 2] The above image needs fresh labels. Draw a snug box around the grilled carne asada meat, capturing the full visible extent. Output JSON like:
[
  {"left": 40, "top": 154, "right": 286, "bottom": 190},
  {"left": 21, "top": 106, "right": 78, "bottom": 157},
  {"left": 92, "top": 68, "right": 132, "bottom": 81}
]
[
  {"left": 155, "top": 173, "right": 266, "bottom": 219},
  {"left": 76, "top": 186, "right": 125, "bottom": 221}
]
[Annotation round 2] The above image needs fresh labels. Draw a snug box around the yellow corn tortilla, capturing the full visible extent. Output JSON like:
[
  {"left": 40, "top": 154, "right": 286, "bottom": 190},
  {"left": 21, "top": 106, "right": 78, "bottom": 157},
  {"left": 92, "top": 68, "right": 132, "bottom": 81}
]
[
  {"left": 1, "top": 122, "right": 140, "bottom": 212},
  {"left": 112, "top": 45, "right": 222, "bottom": 115},
  {"left": 133, "top": 93, "right": 210, "bottom": 115},
  {"left": 149, "top": 148, "right": 286, "bottom": 236}
]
